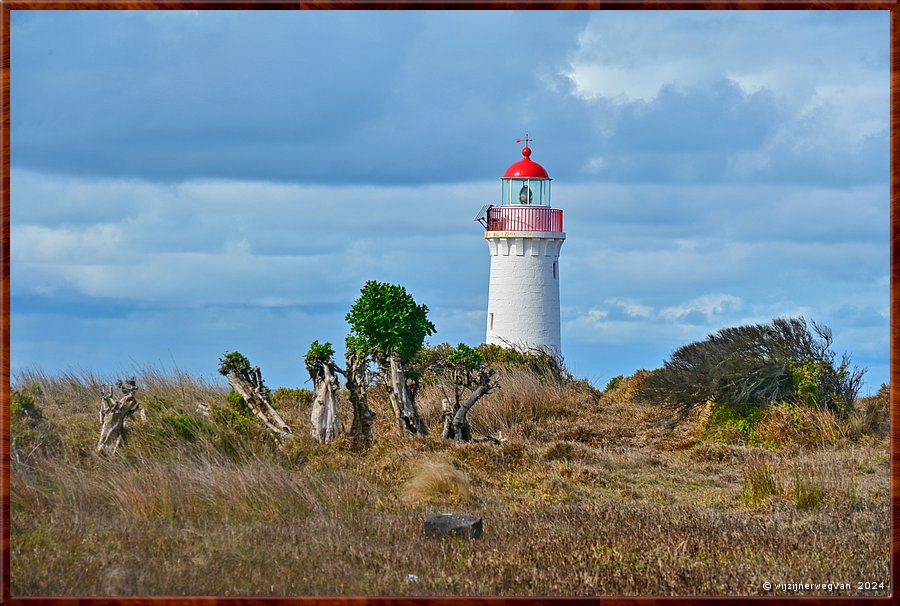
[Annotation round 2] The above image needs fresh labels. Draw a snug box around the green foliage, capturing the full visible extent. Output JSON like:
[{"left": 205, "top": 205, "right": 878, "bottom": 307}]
[
  {"left": 788, "top": 357, "right": 854, "bottom": 414},
  {"left": 604, "top": 375, "right": 624, "bottom": 393},
  {"left": 345, "top": 280, "right": 436, "bottom": 364},
  {"left": 218, "top": 351, "right": 252, "bottom": 376},
  {"left": 447, "top": 343, "right": 484, "bottom": 371},
  {"left": 224, "top": 389, "right": 248, "bottom": 412},
  {"left": 167, "top": 412, "right": 203, "bottom": 442},
  {"left": 708, "top": 402, "right": 767, "bottom": 447},
  {"left": 133, "top": 396, "right": 219, "bottom": 448},
  {"left": 209, "top": 403, "right": 256, "bottom": 433},
  {"left": 272, "top": 387, "right": 315, "bottom": 407},
  {"left": 345, "top": 334, "right": 368, "bottom": 357},
  {"left": 476, "top": 343, "right": 569, "bottom": 384},
  {"left": 10, "top": 386, "right": 59, "bottom": 459},
  {"left": 305, "top": 340, "right": 335, "bottom": 366},
  {"left": 11, "top": 386, "right": 42, "bottom": 420},
  {"left": 220, "top": 390, "right": 255, "bottom": 422}
]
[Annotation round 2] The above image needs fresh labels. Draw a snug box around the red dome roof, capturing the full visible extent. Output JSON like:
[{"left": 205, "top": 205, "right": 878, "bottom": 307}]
[{"left": 502, "top": 146, "right": 550, "bottom": 179}]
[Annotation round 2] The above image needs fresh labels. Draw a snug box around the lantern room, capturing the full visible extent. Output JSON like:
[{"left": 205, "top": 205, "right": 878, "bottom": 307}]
[
  {"left": 500, "top": 144, "right": 551, "bottom": 207},
  {"left": 481, "top": 136, "right": 563, "bottom": 234}
]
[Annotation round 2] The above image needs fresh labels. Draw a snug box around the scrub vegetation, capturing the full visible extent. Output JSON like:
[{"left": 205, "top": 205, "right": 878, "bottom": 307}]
[{"left": 9, "top": 324, "right": 890, "bottom": 597}]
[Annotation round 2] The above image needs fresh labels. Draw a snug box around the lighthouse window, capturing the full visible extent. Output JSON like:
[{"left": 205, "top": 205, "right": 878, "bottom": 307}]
[
  {"left": 489, "top": 313, "right": 494, "bottom": 330},
  {"left": 553, "top": 261, "right": 557, "bottom": 279},
  {"left": 518, "top": 184, "right": 533, "bottom": 204}
]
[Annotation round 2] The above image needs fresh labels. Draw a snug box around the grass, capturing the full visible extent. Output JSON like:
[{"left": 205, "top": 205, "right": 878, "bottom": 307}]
[
  {"left": 9, "top": 367, "right": 891, "bottom": 596},
  {"left": 402, "top": 460, "right": 472, "bottom": 505}
]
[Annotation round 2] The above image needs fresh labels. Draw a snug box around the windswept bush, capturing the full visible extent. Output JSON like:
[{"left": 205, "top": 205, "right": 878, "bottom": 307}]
[{"left": 641, "top": 317, "right": 864, "bottom": 416}]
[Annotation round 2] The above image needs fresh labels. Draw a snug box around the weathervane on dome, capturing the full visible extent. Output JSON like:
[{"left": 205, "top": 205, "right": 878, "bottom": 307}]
[{"left": 516, "top": 133, "right": 534, "bottom": 159}]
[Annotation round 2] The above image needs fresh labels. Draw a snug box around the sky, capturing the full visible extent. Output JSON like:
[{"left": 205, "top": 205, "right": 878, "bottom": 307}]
[{"left": 9, "top": 10, "right": 890, "bottom": 394}]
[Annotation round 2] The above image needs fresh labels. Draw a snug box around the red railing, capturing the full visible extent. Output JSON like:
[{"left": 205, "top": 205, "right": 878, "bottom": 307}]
[{"left": 487, "top": 206, "right": 563, "bottom": 232}]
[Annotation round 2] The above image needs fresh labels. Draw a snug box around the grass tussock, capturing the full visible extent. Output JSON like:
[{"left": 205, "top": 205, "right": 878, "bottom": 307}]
[
  {"left": 740, "top": 452, "right": 780, "bottom": 508},
  {"left": 9, "top": 366, "right": 889, "bottom": 597},
  {"left": 402, "top": 460, "right": 472, "bottom": 505}
]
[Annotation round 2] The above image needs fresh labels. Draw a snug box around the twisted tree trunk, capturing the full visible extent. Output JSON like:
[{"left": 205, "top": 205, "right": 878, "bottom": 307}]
[
  {"left": 306, "top": 358, "right": 340, "bottom": 444},
  {"left": 225, "top": 366, "right": 292, "bottom": 444},
  {"left": 444, "top": 368, "right": 499, "bottom": 443},
  {"left": 343, "top": 349, "right": 374, "bottom": 444},
  {"left": 97, "top": 378, "right": 140, "bottom": 454},
  {"left": 385, "top": 356, "right": 428, "bottom": 437}
]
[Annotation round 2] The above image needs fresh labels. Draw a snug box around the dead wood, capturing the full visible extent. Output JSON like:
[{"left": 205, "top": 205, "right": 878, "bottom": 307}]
[
  {"left": 224, "top": 366, "right": 292, "bottom": 444},
  {"left": 341, "top": 348, "right": 375, "bottom": 444},
  {"left": 306, "top": 357, "right": 341, "bottom": 444},
  {"left": 385, "top": 356, "right": 428, "bottom": 437},
  {"left": 97, "top": 377, "right": 140, "bottom": 454}
]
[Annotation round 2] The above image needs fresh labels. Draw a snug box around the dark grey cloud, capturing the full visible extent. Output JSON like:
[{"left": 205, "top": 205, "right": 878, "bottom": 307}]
[{"left": 12, "top": 11, "right": 590, "bottom": 185}]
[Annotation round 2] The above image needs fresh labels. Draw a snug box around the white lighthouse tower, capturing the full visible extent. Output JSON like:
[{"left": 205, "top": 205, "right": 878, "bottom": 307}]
[{"left": 480, "top": 136, "right": 565, "bottom": 356}]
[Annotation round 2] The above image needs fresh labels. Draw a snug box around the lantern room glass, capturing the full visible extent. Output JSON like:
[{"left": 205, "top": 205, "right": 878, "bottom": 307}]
[{"left": 500, "top": 178, "right": 551, "bottom": 206}]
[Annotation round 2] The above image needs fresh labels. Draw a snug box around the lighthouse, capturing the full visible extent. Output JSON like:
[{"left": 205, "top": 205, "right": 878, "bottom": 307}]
[{"left": 479, "top": 136, "right": 566, "bottom": 356}]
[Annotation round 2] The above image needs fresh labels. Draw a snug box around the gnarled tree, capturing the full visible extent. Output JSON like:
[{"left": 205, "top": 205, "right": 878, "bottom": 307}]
[
  {"left": 97, "top": 377, "right": 140, "bottom": 454},
  {"left": 218, "top": 351, "right": 292, "bottom": 444},
  {"left": 346, "top": 280, "right": 435, "bottom": 436},
  {"left": 342, "top": 335, "right": 375, "bottom": 444},
  {"left": 305, "top": 340, "right": 340, "bottom": 444},
  {"left": 437, "top": 344, "right": 500, "bottom": 443}
]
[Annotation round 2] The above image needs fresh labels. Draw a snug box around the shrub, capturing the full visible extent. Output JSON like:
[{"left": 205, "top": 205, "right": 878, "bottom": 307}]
[
  {"left": 10, "top": 387, "right": 59, "bottom": 461},
  {"left": 708, "top": 402, "right": 766, "bottom": 446},
  {"left": 641, "top": 317, "right": 864, "bottom": 416},
  {"left": 604, "top": 375, "right": 624, "bottom": 393},
  {"left": 224, "top": 389, "right": 252, "bottom": 415},
  {"left": 477, "top": 343, "right": 569, "bottom": 384},
  {"left": 272, "top": 387, "right": 315, "bottom": 407},
  {"left": 211, "top": 394, "right": 256, "bottom": 431},
  {"left": 11, "top": 386, "right": 43, "bottom": 420}
]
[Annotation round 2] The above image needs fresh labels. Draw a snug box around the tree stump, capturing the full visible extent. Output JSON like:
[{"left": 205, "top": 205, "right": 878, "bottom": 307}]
[
  {"left": 307, "top": 358, "right": 340, "bottom": 444},
  {"left": 344, "top": 346, "right": 375, "bottom": 444},
  {"left": 219, "top": 353, "right": 292, "bottom": 444},
  {"left": 97, "top": 378, "right": 140, "bottom": 455},
  {"left": 386, "top": 356, "right": 428, "bottom": 437},
  {"left": 225, "top": 368, "right": 292, "bottom": 444}
]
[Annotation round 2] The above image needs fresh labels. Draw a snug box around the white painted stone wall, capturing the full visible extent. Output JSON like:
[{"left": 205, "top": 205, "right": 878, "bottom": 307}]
[{"left": 484, "top": 231, "right": 566, "bottom": 356}]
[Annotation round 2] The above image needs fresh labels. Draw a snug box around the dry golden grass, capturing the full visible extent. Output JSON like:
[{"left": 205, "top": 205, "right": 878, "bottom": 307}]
[
  {"left": 601, "top": 369, "right": 652, "bottom": 404},
  {"left": 9, "top": 366, "right": 890, "bottom": 596},
  {"left": 402, "top": 459, "right": 472, "bottom": 505}
]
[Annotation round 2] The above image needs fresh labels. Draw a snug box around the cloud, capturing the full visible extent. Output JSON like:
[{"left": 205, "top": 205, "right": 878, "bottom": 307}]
[
  {"left": 9, "top": 11, "right": 889, "bottom": 394},
  {"left": 659, "top": 294, "right": 742, "bottom": 322},
  {"left": 11, "top": 11, "right": 589, "bottom": 185},
  {"left": 564, "top": 11, "right": 888, "bottom": 186}
]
